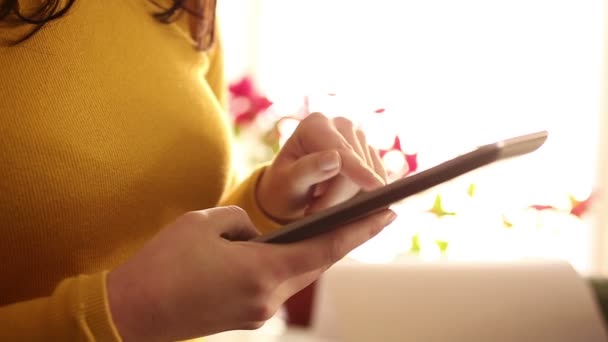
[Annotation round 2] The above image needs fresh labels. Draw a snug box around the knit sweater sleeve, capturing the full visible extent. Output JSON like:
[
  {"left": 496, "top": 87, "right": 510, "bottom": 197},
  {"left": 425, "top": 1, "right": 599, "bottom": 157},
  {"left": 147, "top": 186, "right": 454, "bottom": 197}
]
[
  {"left": 219, "top": 166, "right": 283, "bottom": 234},
  {"left": 0, "top": 271, "right": 121, "bottom": 341}
]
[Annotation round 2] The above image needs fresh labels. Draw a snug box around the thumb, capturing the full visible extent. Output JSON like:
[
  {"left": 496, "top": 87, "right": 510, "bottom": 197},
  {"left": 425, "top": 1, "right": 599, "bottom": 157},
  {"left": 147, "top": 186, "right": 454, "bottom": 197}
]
[
  {"left": 202, "top": 206, "right": 260, "bottom": 241},
  {"left": 287, "top": 150, "right": 342, "bottom": 195}
]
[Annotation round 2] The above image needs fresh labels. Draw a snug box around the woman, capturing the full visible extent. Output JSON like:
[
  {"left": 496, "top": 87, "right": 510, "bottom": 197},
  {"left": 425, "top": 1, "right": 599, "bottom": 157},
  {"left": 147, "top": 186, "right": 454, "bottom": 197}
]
[{"left": 0, "top": 1, "right": 395, "bottom": 341}]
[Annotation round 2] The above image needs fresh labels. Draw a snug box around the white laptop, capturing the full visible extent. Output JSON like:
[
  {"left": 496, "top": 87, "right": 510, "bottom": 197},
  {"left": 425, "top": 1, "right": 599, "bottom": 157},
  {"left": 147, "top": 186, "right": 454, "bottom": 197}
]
[{"left": 311, "top": 260, "right": 608, "bottom": 342}]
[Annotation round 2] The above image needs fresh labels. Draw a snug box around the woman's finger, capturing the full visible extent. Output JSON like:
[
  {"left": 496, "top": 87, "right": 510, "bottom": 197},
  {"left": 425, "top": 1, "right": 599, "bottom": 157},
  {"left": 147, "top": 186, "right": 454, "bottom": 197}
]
[
  {"left": 284, "top": 150, "right": 342, "bottom": 197},
  {"left": 332, "top": 117, "right": 368, "bottom": 164},
  {"left": 368, "top": 146, "right": 388, "bottom": 183},
  {"left": 307, "top": 175, "right": 358, "bottom": 213},
  {"left": 335, "top": 148, "right": 384, "bottom": 191},
  {"left": 356, "top": 129, "right": 374, "bottom": 170},
  {"left": 273, "top": 267, "right": 327, "bottom": 308},
  {"left": 296, "top": 113, "right": 384, "bottom": 190},
  {"left": 272, "top": 209, "right": 397, "bottom": 276}
]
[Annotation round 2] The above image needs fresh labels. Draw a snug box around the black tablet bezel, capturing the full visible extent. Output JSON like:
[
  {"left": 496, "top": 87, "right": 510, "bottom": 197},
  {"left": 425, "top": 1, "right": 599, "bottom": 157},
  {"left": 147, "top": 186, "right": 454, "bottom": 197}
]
[{"left": 253, "top": 131, "right": 548, "bottom": 244}]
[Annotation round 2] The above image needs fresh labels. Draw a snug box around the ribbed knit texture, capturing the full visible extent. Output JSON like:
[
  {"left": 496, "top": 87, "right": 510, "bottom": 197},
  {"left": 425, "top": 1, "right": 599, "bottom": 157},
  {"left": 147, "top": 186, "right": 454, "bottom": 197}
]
[{"left": 0, "top": 0, "right": 280, "bottom": 340}]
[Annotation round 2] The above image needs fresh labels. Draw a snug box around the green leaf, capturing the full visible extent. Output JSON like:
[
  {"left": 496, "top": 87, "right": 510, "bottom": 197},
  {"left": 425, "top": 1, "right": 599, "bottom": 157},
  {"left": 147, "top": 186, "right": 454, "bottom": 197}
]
[
  {"left": 410, "top": 234, "right": 421, "bottom": 254},
  {"left": 429, "top": 194, "right": 456, "bottom": 217},
  {"left": 435, "top": 240, "right": 449, "bottom": 253},
  {"left": 467, "top": 183, "right": 476, "bottom": 197}
]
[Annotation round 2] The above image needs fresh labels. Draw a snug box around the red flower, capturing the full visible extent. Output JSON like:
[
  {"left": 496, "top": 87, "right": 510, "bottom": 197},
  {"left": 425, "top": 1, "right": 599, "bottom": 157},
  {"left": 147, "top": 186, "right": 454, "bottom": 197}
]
[
  {"left": 379, "top": 136, "right": 402, "bottom": 157},
  {"left": 379, "top": 136, "right": 418, "bottom": 176},
  {"left": 229, "top": 76, "right": 273, "bottom": 127},
  {"left": 569, "top": 193, "right": 595, "bottom": 218},
  {"left": 229, "top": 77, "right": 254, "bottom": 97},
  {"left": 528, "top": 192, "right": 596, "bottom": 218},
  {"left": 529, "top": 204, "right": 556, "bottom": 211},
  {"left": 404, "top": 153, "right": 418, "bottom": 174}
]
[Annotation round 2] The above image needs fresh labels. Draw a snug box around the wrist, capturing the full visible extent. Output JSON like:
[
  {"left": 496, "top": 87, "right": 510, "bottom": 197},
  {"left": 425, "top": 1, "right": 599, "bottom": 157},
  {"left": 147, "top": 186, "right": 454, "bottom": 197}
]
[
  {"left": 107, "top": 265, "right": 166, "bottom": 342},
  {"left": 255, "top": 166, "right": 292, "bottom": 225}
]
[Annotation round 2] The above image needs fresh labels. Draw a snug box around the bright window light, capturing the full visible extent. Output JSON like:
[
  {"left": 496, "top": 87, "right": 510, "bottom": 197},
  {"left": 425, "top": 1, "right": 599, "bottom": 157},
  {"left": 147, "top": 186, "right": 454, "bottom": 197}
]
[{"left": 221, "top": 0, "right": 605, "bottom": 274}]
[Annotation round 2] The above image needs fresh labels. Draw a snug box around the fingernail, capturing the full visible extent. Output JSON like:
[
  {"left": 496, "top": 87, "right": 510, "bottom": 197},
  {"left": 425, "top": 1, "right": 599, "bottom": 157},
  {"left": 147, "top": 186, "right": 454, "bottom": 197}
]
[
  {"left": 320, "top": 151, "right": 340, "bottom": 171},
  {"left": 372, "top": 171, "right": 386, "bottom": 186},
  {"left": 365, "top": 168, "right": 385, "bottom": 187},
  {"left": 385, "top": 211, "right": 398, "bottom": 224}
]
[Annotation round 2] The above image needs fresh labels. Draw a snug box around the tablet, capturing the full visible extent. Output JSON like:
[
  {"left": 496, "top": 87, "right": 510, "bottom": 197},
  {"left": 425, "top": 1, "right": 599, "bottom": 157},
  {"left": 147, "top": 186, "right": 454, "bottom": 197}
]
[{"left": 252, "top": 131, "right": 548, "bottom": 244}]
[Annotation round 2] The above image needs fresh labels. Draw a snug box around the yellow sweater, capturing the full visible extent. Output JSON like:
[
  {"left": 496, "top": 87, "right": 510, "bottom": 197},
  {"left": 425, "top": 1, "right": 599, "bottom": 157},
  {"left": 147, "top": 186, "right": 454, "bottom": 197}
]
[{"left": 0, "top": 1, "right": 278, "bottom": 340}]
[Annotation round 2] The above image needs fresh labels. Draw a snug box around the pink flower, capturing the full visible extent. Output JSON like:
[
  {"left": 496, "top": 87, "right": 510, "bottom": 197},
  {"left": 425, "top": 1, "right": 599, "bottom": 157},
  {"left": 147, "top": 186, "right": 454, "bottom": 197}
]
[
  {"left": 379, "top": 136, "right": 418, "bottom": 175},
  {"left": 528, "top": 192, "right": 596, "bottom": 218},
  {"left": 569, "top": 193, "right": 595, "bottom": 218},
  {"left": 229, "top": 76, "right": 273, "bottom": 127},
  {"left": 229, "top": 77, "right": 254, "bottom": 97},
  {"left": 404, "top": 153, "right": 418, "bottom": 173},
  {"left": 529, "top": 204, "right": 556, "bottom": 211},
  {"left": 379, "top": 136, "right": 402, "bottom": 157}
]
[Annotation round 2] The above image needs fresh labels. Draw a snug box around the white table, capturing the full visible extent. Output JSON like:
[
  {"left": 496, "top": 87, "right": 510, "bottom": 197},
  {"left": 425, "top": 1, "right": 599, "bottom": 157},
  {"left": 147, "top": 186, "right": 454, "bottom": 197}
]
[
  {"left": 205, "top": 314, "right": 331, "bottom": 342},
  {"left": 205, "top": 327, "right": 329, "bottom": 342}
]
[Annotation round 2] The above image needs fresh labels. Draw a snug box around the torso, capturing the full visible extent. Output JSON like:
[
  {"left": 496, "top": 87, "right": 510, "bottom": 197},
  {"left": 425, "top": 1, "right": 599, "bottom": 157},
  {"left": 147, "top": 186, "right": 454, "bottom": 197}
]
[{"left": 0, "top": 0, "right": 231, "bottom": 304}]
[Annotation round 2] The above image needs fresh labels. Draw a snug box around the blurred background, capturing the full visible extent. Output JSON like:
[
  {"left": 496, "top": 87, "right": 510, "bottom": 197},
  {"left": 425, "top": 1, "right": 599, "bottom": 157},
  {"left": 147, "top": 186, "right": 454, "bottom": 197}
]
[
  {"left": 202, "top": 1, "right": 608, "bottom": 340},
  {"left": 217, "top": 0, "right": 607, "bottom": 275}
]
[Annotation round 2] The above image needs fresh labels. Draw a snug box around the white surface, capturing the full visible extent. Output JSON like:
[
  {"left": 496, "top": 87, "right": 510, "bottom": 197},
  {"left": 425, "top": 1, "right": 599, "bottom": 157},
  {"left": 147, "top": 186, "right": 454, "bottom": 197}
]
[
  {"left": 205, "top": 327, "right": 326, "bottom": 342},
  {"left": 311, "top": 260, "right": 608, "bottom": 342},
  {"left": 205, "top": 309, "right": 325, "bottom": 342}
]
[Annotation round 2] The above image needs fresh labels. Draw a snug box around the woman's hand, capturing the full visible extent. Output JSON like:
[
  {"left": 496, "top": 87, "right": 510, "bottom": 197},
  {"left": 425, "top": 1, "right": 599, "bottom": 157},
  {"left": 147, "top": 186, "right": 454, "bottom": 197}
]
[
  {"left": 257, "top": 113, "right": 388, "bottom": 222},
  {"left": 107, "top": 206, "right": 396, "bottom": 342}
]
